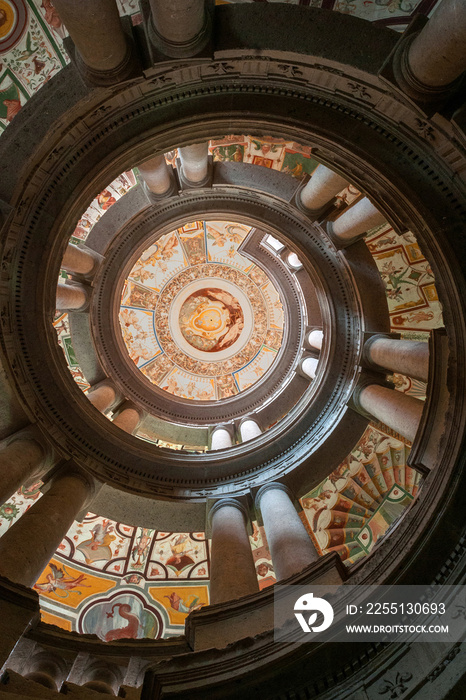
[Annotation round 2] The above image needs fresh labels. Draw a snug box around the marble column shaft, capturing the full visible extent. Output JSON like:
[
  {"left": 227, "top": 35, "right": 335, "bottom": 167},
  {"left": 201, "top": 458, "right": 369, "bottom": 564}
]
[
  {"left": 88, "top": 383, "right": 117, "bottom": 413},
  {"left": 331, "top": 197, "right": 385, "bottom": 244},
  {"left": 299, "top": 165, "right": 348, "bottom": 212},
  {"left": 365, "top": 336, "right": 429, "bottom": 383},
  {"left": 179, "top": 143, "right": 209, "bottom": 184},
  {"left": 257, "top": 484, "right": 319, "bottom": 581},
  {"left": 211, "top": 427, "right": 233, "bottom": 450},
  {"left": 138, "top": 155, "right": 173, "bottom": 196},
  {"left": 408, "top": 0, "right": 466, "bottom": 88},
  {"left": 112, "top": 404, "right": 142, "bottom": 434},
  {"left": 358, "top": 384, "right": 424, "bottom": 444},
  {"left": 51, "top": 0, "right": 129, "bottom": 73},
  {"left": 308, "top": 329, "right": 323, "bottom": 351},
  {"left": 302, "top": 357, "right": 318, "bottom": 380},
  {"left": 0, "top": 469, "right": 93, "bottom": 588},
  {"left": 149, "top": 0, "right": 206, "bottom": 55},
  {"left": 209, "top": 499, "right": 259, "bottom": 604},
  {"left": 61, "top": 244, "right": 97, "bottom": 276},
  {"left": 240, "top": 419, "right": 262, "bottom": 442},
  {"left": 0, "top": 437, "right": 45, "bottom": 507},
  {"left": 56, "top": 282, "right": 88, "bottom": 311}
]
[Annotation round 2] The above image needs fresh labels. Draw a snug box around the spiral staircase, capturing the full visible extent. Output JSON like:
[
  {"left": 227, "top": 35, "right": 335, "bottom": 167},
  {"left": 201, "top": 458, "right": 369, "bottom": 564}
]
[{"left": 0, "top": 0, "right": 465, "bottom": 698}]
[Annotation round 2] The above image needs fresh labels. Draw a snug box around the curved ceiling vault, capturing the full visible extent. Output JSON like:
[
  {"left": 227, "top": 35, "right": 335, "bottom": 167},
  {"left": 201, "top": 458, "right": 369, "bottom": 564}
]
[{"left": 0, "top": 1, "right": 464, "bottom": 698}]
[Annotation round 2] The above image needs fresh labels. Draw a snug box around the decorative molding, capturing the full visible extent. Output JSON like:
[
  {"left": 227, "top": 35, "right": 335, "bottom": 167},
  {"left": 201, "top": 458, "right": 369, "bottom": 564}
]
[
  {"left": 427, "top": 644, "right": 462, "bottom": 683},
  {"left": 377, "top": 670, "right": 413, "bottom": 698}
]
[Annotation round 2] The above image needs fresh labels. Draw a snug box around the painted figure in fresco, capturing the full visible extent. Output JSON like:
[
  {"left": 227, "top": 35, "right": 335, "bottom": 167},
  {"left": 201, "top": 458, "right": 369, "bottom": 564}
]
[
  {"left": 41, "top": 0, "right": 64, "bottom": 33},
  {"left": 0, "top": 9, "right": 7, "bottom": 28},
  {"left": 104, "top": 603, "right": 140, "bottom": 641},
  {"left": 166, "top": 534, "right": 195, "bottom": 573},
  {"left": 97, "top": 189, "right": 116, "bottom": 210},
  {"left": 164, "top": 592, "right": 205, "bottom": 614},
  {"left": 34, "top": 563, "right": 90, "bottom": 597},
  {"left": 20, "top": 481, "right": 42, "bottom": 501},
  {"left": 3, "top": 97, "right": 21, "bottom": 122},
  {"left": 256, "top": 562, "right": 274, "bottom": 578},
  {"left": 77, "top": 520, "right": 116, "bottom": 565},
  {"left": 131, "top": 528, "right": 152, "bottom": 568}
]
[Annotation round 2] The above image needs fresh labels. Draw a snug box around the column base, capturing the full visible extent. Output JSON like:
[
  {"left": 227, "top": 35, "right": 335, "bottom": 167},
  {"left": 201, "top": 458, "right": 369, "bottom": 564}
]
[
  {"left": 291, "top": 175, "right": 339, "bottom": 223},
  {"left": 64, "top": 16, "right": 142, "bottom": 88},
  {"left": 379, "top": 15, "right": 465, "bottom": 116},
  {"left": 147, "top": 11, "right": 211, "bottom": 59},
  {"left": 325, "top": 219, "right": 365, "bottom": 249},
  {"left": 176, "top": 156, "right": 213, "bottom": 190}
]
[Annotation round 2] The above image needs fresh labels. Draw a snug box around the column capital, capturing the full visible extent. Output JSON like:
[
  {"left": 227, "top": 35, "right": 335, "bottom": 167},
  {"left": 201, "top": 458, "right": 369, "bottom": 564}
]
[
  {"left": 350, "top": 372, "right": 389, "bottom": 420},
  {"left": 392, "top": 24, "right": 465, "bottom": 104},
  {"left": 3, "top": 425, "right": 55, "bottom": 475},
  {"left": 255, "top": 482, "right": 293, "bottom": 509},
  {"left": 362, "top": 332, "right": 400, "bottom": 368},
  {"left": 47, "top": 462, "right": 101, "bottom": 511},
  {"left": 208, "top": 497, "right": 249, "bottom": 526},
  {"left": 148, "top": 2, "right": 211, "bottom": 59}
]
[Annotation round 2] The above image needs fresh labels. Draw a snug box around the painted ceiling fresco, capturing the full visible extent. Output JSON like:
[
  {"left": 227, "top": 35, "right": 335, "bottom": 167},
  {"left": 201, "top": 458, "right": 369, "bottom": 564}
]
[
  {"left": 120, "top": 222, "right": 284, "bottom": 401},
  {"left": 53, "top": 170, "right": 138, "bottom": 395},
  {"left": 0, "top": 422, "right": 420, "bottom": 635},
  {"left": 0, "top": 496, "right": 210, "bottom": 639},
  {"left": 0, "top": 0, "right": 443, "bottom": 644},
  {"left": 300, "top": 422, "right": 422, "bottom": 565}
]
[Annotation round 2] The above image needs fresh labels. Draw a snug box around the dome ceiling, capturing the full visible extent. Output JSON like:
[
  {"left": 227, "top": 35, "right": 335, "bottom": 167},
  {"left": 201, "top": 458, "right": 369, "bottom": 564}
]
[
  {"left": 0, "top": 0, "right": 451, "bottom": 654},
  {"left": 120, "top": 222, "right": 284, "bottom": 401}
]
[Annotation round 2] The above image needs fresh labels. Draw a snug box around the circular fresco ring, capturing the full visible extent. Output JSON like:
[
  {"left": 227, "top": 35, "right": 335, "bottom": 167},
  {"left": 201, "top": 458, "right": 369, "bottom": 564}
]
[{"left": 0, "top": 0, "right": 27, "bottom": 54}]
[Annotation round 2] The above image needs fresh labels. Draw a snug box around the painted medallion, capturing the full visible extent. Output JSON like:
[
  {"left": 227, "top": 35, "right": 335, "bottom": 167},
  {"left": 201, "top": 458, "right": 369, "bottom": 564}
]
[{"left": 119, "top": 221, "right": 285, "bottom": 401}]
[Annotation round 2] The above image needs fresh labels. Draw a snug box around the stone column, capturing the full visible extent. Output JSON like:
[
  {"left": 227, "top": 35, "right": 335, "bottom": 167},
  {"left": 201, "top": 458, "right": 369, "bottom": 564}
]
[
  {"left": 82, "top": 661, "right": 122, "bottom": 696},
  {"left": 256, "top": 484, "right": 319, "bottom": 581},
  {"left": 0, "top": 435, "right": 46, "bottom": 507},
  {"left": 364, "top": 336, "right": 429, "bottom": 383},
  {"left": 148, "top": 0, "right": 209, "bottom": 58},
  {"left": 87, "top": 382, "right": 117, "bottom": 413},
  {"left": 211, "top": 426, "right": 233, "bottom": 450},
  {"left": 61, "top": 244, "right": 99, "bottom": 277},
  {"left": 329, "top": 197, "right": 385, "bottom": 245},
  {"left": 240, "top": 419, "right": 262, "bottom": 442},
  {"left": 299, "top": 165, "right": 348, "bottom": 212},
  {"left": 209, "top": 499, "right": 259, "bottom": 604},
  {"left": 56, "top": 282, "right": 89, "bottom": 311},
  {"left": 52, "top": 0, "right": 138, "bottom": 85},
  {"left": 308, "top": 329, "right": 323, "bottom": 351},
  {"left": 178, "top": 143, "right": 209, "bottom": 186},
  {"left": 406, "top": 0, "right": 466, "bottom": 90},
  {"left": 356, "top": 384, "right": 424, "bottom": 443},
  {"left": 302, "top": 357, "right": 318, "bottom": 380},
  {"left": 0, "top": 467, "right": 94, "bottom": 588},
  {"left": 138, "top": 155, "right": 174, "bottom": 196},
  {"left": 25, "top": 651, "right": 68, "bottom": 691},
  {"left": 112, "top": 402, "right": 143, "bottom": 434}
]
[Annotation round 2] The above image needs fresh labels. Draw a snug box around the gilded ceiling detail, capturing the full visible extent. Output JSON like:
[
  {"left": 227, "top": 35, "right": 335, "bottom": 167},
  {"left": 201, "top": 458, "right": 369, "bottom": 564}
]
[{"left": 120, "top": 222, "right": 284, "bottom": 401}]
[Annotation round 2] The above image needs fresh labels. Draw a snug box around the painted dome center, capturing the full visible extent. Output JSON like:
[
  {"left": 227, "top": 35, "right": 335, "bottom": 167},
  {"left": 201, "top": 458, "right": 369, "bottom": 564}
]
[
  {"left": 119, "top": 221, "right": 285, "bottom": 401},
  {"left": 180, "top": 289, "right": 244, "bottom": 351}
]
